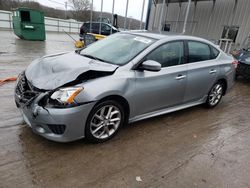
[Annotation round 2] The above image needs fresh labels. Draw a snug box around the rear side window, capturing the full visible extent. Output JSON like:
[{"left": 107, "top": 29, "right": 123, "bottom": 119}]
[
  {"left": 92, "top": 23, "right": 100, "bottom": 30},
  {"left": 84, "top": 23, "right": 99, "bottom": 31},
  {"left": 188, "top": 41, "right": 211, "bottom": 63},
  {"left": 145, "top": 41, "right": 184, "bottom": 67}
]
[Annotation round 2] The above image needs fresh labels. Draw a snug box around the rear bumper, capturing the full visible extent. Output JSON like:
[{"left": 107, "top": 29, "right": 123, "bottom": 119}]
[
  {"left": 16, "top": 94, "right": 96, "bottom": 142},
  {"left": 227, "top": 69, "right": 236, "bottom": 93}
]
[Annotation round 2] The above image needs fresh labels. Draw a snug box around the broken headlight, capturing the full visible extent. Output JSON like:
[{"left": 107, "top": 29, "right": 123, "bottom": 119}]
[{"left": 50, "top": 87, "right": 83, "bottom": 105}]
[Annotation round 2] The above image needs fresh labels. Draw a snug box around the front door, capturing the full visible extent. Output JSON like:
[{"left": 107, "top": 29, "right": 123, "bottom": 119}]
[{"left": 133, "top": 41, "right": 188, "bottom": 116}]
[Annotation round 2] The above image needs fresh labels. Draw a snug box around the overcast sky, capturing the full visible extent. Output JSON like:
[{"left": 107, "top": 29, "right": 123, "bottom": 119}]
[{"left": 37, "top": 0, "right": 149, "bottom": 21}]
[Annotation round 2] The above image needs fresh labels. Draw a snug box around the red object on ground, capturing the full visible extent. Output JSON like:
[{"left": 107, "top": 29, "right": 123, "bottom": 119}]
[{"left": 0, "top": 77, "right": 17, "bottom": 86}]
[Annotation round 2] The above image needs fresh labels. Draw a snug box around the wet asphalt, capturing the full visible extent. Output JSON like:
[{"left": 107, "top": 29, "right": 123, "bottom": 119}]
[{"left": 1, "top": 30, "right": 250, "bottom": 188}]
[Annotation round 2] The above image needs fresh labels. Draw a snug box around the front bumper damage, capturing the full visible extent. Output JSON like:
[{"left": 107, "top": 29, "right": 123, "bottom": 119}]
[{"left": 15, "top": 73, "right": 96, "bottom": 142}]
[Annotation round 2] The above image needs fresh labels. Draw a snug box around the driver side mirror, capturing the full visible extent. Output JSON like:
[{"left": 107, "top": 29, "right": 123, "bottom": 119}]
[{"left": 140, "top": 60, "right": 161, "bottom": 72}]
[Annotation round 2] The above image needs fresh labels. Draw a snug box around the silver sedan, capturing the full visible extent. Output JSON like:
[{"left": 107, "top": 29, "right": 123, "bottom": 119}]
[{"left": 15, "top": 31, "right": 236, "bottom": 143}]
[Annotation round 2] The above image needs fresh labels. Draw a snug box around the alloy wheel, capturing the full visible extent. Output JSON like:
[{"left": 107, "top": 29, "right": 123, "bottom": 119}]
[
  {"left": 208, "top": 83, "right": 223, "bottom": 106},
  {"left": 90, "top": 105, "right": 121, "bottom": 139}
]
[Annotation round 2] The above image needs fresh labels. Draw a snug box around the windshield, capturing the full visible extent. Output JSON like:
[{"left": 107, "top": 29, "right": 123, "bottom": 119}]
[{"left": 80, "top": 33, "right": 155, "bottom": 65}]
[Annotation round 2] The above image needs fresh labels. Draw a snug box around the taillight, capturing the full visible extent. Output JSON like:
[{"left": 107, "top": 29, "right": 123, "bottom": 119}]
[{"left": 232, "top": 60, "right": 238, "bottom": 69}]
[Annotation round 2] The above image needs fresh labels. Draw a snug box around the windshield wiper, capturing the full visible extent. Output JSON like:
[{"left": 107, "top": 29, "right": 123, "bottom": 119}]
[{"left": 82, "top": 54, "right": 105, "bottom": 62}]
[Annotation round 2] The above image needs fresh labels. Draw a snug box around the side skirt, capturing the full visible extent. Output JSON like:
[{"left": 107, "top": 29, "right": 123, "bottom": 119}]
[{"left": 129, "top": 99, "right": 206, "bottom": 123}]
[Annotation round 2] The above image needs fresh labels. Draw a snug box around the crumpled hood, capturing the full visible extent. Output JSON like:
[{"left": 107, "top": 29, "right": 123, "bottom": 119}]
[{"left": 25, "top": 51, "right": 118, "bottom": 90}]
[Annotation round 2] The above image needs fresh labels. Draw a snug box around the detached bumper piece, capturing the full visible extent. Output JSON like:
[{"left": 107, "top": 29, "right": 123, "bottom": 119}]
[{"left": 237, "top": 63, "right": 250, "bottom": 80}]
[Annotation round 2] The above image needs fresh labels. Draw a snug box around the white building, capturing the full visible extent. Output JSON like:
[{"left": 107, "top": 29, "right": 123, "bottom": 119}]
[{"left": 148, "top": 0, "right": 250, "bottom": 48}]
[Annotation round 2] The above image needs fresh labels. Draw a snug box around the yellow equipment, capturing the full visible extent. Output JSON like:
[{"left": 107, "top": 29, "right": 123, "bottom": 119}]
[
  {"left": 75, "top": 33, "right": 106, "bottom": 48},
  {"left": 75, "top": 40, "right": 84, "bottom": 48},
  {"left": 91, "top": 33, "right": 106, "bottom": 40}
]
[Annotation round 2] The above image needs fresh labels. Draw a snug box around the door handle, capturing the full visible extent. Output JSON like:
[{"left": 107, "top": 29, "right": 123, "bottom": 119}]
[
  {"left": 209, "top": 69, "right": 217, "bottom": 74},
  {"left": 175, "top": 75, "right": 186, "bottom": 80}
]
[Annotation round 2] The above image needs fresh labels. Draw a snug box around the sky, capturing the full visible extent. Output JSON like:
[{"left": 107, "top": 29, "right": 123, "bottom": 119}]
[{"left": 37, "top": 0, "right": 149, "bottom": 21}]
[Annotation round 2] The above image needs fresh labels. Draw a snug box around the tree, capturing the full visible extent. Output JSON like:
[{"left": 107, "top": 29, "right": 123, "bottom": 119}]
[{"left": 68, "top": 0, "right": 91, "bottom": 21}]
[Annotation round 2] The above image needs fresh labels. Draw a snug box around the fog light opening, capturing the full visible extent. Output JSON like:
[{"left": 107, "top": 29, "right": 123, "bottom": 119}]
[{"left": 36, "top": 126, "right": 46, "bottom": 134}]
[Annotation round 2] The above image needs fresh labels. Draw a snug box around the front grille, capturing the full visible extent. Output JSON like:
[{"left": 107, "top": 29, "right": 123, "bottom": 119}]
[
  {"left": 47, "top": 124, "right": 66, "bottom": 135},
  {"left": 15, "top": 72, "right": 40, "bottom": 105}
]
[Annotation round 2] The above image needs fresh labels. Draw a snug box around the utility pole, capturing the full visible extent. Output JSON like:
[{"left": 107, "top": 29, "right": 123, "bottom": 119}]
[
  {"left": 110, "top": 0, "right": 115, "bottom": 34},
  {"left": 90, "top": 0, "right": 93, "bottom": 33},
  {"left": 128, "top": 16, "right": 132, "bottom": 30},
  {"left": 182, "top": 0, "right": 191, "bottom": 34},
  {"left": 99, "top": 0, "right": 103, "bottom": 34},
  {"left": 140, "top": 0, "right": 146, "bottom": 30},
  {"left": 65, "top": 1, "right": 67, "bottom": 19},
  {"left": 145, "top": 0, "right": 152, "bottom": 30},
  {"left": 124, "top": 0, "right": 129, "bottom": 30}
]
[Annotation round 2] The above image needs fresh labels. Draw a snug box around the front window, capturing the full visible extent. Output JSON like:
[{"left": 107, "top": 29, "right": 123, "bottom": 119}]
[
  {"left": 144, "top": 41, "right": 184, "bottom": 67},
  {"left": 80, "top": 33, "right": 155, "bottom": 65}
]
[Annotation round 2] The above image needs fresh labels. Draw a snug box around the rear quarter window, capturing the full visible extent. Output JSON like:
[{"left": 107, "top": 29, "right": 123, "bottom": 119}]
[{"left": 210, "top": 46, "right": 220, "bottom": 59}]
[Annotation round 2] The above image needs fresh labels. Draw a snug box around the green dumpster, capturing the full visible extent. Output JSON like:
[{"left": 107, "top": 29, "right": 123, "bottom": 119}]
[{"left": 12, "top": 8, "right": 46, "bottom": 41}]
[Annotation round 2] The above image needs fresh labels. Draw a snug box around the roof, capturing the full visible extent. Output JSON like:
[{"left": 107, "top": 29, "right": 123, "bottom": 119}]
[
  {"left": 84, "top": 21, "right": 112, "bottom": 26},
  {"left": 155, "top": 0, "right": 210, "bottom": 4},
  {"left": 121, "top": 30, "right": 218, "bottom": 47},
  {"left": 121, "top": 30, "right": 181, "bottom": 40}
]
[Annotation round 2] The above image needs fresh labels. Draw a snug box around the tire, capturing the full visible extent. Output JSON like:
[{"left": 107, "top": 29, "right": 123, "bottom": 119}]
[
  {"left": 205, "top": 82, "right": 224, "bottom": 108},
  {"left": 85, "top": 100, "right": 125, "bottom": 143}
]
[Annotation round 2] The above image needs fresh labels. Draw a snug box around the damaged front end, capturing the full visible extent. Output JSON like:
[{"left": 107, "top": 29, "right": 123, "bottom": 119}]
[
  {"left": 14, "top": 52, "right": 119, "bottom": 142},
  {"left": 15, "top": 72, "right": 46, "bottom": 108},
  {"left": 15, "top": 69, "right": 115, "bottom": 109},
  {"left": 14, "top": 71, "right": 99, "bottom": 142}
]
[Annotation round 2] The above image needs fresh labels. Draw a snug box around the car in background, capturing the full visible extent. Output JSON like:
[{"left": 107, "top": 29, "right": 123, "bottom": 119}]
[
  {"left": 232, "top": 37, "right": 250, "bottom": 79},
  {"left": 80, "top": 22, "right": 119, "bottom": 37},
  {"left": 15, "top": 31, "right": 236, "bottom": 143}
]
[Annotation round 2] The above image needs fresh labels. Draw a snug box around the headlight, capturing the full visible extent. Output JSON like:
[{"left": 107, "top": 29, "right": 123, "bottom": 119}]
[{"left": 50, "top": 87, "right": 83, "bottom": 104}]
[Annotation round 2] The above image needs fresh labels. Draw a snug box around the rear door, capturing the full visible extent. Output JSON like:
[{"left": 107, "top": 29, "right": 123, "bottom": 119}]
[
  {"left": 134, "top": 41, "right": 188, "bottom": 116},
  {"left": 184, "top": 40, "right": 220, "bottom": 103},
  {"left": 92, "top": 23, "right": 100, "bottom": 34}
]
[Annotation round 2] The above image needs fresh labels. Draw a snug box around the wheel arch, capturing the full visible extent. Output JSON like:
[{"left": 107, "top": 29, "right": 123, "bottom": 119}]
[
  {"left": 97, "top": 95, "right": 130, "bottom": 123},
  {"left": 216, "top": 78, "right": 227, "bottom": 95}
]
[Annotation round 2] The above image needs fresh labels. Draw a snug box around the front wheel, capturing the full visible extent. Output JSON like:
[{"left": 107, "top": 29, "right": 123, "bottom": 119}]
[
  {"left": 205, "top": 82, "right": 224, "bottom": 108},
  {"left": 85, "top": 100, "right": 125, "bottom": 143}
]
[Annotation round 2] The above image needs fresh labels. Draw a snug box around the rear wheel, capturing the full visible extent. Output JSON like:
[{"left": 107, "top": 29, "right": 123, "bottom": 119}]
[
  {"left": 206, "top": 82, "right": 224, "bottom": 108},
  {"left": 85, "top": 100, "right": 125, "bottom": 143}
]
